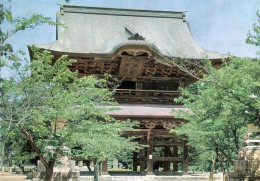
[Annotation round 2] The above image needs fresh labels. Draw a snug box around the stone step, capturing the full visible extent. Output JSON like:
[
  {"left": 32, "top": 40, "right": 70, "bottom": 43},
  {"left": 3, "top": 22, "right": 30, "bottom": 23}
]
[{"left": 0, "top": 172, "right": 30, "bottom": 181}]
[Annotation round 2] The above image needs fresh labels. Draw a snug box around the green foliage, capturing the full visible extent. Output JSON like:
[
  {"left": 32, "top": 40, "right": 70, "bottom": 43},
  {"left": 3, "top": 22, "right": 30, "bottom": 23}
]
[
  {"left": 0, "top": 10, "right": 139, "bottom": 180},
  {"left": 0, "top": 3, "right": 13, "bottom": 23},
  {"left": 1, "top": 47, "right": 139, "bottom": 177},
  {"left": 0, "top": 11, "right": 67, "bottom": 167},
  {"left": 13, "top": 13, "right": 58, "bottom": 30},
  {"left": 246, "top": 10, "right": 260, "bottom": 53},
  {"left": 173, "top": 57, "right": 259, "bottom": 170},
  {"left": 68, "top": 120, "right": 139, "bottom": 162},
  {"left": 1, "top": 12, "right": 64, "bottom": 66}
]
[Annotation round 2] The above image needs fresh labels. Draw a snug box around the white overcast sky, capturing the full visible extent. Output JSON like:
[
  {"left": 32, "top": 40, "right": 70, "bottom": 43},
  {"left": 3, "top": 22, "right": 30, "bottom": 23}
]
[{"left": 2, "top": 0, "right": 260, "bottom": 75}]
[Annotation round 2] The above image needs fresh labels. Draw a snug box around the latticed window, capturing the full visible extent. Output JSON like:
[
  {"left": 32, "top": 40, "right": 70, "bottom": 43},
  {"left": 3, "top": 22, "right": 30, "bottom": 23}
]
[{"left": 118, "top": 81, "right": 179, "bottom": 91}]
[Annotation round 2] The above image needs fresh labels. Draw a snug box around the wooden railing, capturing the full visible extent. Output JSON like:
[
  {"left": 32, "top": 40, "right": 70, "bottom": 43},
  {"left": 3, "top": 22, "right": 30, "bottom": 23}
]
[{"left": 113, "top": 89, "right": 181, "bottom": 104}]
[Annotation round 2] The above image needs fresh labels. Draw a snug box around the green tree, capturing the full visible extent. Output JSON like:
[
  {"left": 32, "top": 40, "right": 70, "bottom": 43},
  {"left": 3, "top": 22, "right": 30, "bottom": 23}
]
[
  {"left": 174, "top": 57, "right": 259, "bottom": 180},
  {"left": 68, "top": 120, "right": 139, "bottom": 181},
  {"left": 172, "top": 11, "right": 260, "bottom": 181},
  {"left": 246, "top": 10, "right": 260, "bottom": 54},
  {"left": 1, "top": 47, "right": 139, "bottom": 181},
  {"left": 0, "top": 10, "right": 63, "bottom": 168}
]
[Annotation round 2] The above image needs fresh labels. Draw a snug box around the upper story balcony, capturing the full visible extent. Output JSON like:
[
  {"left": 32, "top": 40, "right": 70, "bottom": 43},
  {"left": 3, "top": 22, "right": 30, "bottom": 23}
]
[{"left": 113, "top": 89, "right": 181, "bottom": 104}]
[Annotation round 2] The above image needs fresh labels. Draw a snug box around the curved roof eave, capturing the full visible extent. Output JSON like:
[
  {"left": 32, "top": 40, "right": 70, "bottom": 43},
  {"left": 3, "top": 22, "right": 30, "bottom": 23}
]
[{"left": 35, "top": 41, "right": 227, "bottom": 61}]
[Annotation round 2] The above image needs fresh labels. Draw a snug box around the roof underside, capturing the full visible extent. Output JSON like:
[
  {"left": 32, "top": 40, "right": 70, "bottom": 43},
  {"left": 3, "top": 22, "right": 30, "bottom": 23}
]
[
  {"left": 101, "top": 104, "right": 188, "bottom": 118},
  {"left": 37, "top": 4, "right": 225, "bottom": 59}
]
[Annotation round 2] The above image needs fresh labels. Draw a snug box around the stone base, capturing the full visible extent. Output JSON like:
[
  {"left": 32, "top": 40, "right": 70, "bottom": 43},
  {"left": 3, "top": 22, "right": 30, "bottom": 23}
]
[
  {"left": 234, "top": 160, "right": 260, "bottom": 173},
  {"left": 239, "top": 146, "right": 260, "bottom": 160},
  {"left": 32, "top": 171, "right": 80, "bottom": 181},
  {"left": 229, "top": 141, "right": 260, "bottom": 181},
  {"left": 0, "top": 172, "right": 28, "bottom": 181},
  {"left": 146, "top": 171, "right": 154, "bottom": 175},
  {"left": 229, "top": 171, "right": 260, "bottom": 181}
]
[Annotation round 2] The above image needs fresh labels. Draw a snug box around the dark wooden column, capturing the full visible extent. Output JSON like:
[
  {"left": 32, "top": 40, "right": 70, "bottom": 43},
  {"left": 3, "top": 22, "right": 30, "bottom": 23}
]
[
  {"left": 173, "top": 145, "right": 178, "bottom": 172},
  {"left": 183, "top": 139, "right": 188, "bottom": 175},
  {"left": 140, "top": 137, "right": 145, "bottom": 172},
  {"left": 101, "top": 159, "right": 108, "bottom": 175},
  {"left": 133, "top": 151, "right": 138, "bottom": 171},
  {"left": 147, "top": 131, "right": 154, "bottom": 175},
  {"left": 163, "top": 146, "right": 170, "bottom": 171}
]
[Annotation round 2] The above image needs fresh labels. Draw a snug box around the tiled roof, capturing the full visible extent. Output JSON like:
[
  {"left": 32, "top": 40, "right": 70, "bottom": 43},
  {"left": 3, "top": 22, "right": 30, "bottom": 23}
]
[{"left": 37, "top": 4, "right": 225, "bottom": 59}]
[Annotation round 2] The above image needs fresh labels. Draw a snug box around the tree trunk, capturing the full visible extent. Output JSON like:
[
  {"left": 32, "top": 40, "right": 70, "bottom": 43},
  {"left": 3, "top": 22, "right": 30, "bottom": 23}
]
[
  {"left": 98, "top": 161, "right": 101, "bottom": 176},
  {"left": 209, "top": 156, "right": 216, "bottom": 181},
  {"left": 1, "top": 143, "right": 5, "bottom": 167},
  {"left": 44, "top": 168, "right": 54, "bottom": 181},
  {"left": 43, "top": 161, "right": 55, "bottom": 181},
  {"left": 18, "top": 124, "right": 50, "bottom": 168},
  {"left": 93, "top": 160, "right": 99, "bottom": 181},
  {"left": 219, "top": 156, "right": 226, "bottom": 181},
  {"left": 212, "top": 138, "right": 233, "bottom": 165},
  {"left": 18, "top": 124, "right": 57, "bottom": 181}
]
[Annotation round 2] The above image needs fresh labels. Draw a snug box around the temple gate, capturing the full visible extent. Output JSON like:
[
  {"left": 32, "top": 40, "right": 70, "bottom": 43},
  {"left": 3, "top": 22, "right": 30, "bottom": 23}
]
[{"left": 31, "top": 4, "right": 225, "bottom": 175}]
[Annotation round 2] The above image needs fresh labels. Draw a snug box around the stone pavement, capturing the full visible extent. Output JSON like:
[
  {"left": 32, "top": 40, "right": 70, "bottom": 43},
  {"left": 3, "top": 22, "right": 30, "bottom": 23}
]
[
  {"left": 0, "top": 171, "right": 223, "bottom": 181},
  {"left": 80, "top": 173, "right": 223, "bottom": 181},
  {"left": 0, "top": 172, "right": 31, "bottom": 181}
]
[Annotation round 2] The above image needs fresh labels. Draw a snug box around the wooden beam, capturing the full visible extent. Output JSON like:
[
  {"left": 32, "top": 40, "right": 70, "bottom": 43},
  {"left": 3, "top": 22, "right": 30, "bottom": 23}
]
[
  {"left": 112, "top": 115, "right": 176, "bottom": 118},
  {"left": 138, "top": 141, "right": 183, "bottom": 146},
  {"left": 153, "top": 135, "right": 178, "bottom": 138},
  {"left": 153, "top": 141, "right": 183, "bottom": 147},
  {"left": 152, "top": 131, "right": 177, "bottom": 136},
  {"left": 122, "top": 131, "right": 148, "bottom": 137},
  {"left": 153, "top": 157, "right": 182, "bottom": 162},
  {"left": 124, "top": 129, "right": 150, "bottom": 132}
]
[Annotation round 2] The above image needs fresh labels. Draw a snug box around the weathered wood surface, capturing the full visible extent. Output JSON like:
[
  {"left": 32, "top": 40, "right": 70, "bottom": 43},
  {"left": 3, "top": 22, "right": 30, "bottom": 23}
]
[{"left": 153, "top": 157, "right": 182, "bottom": 162}]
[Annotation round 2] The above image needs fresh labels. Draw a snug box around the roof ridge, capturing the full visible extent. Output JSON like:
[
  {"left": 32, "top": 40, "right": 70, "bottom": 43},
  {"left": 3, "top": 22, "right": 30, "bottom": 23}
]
[{"left": 59, "top": 4, "right": 186, "bottom": 19}]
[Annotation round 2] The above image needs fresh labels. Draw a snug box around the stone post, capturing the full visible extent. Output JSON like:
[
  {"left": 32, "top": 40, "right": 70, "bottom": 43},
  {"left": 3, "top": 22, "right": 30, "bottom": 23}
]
[
  {"left": 9, "top": 167, "right": 12, "bottom": 173},
  {"left": 34, "top": 146, "right": 79, "bottom": 181},
  {"left": 113, "top": 158, "right": 118, "bottom": 169},
  {"left": 101, "top": 159, "right": 108, "bottom": 175},
  {"left": 78, "top": 161, "right": 83, "bottom": 167}
]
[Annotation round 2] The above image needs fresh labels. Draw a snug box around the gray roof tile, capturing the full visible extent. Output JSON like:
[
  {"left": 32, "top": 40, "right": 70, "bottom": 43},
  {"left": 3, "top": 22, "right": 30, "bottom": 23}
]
[{"left": 37, "top": 4, "right": 225, "bottom": 59}]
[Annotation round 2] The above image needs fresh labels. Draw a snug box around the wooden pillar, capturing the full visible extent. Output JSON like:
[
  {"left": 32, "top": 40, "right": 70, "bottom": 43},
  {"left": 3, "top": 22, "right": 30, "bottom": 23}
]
[
  {"left": 147, "top": 131, "right": 154, "bottom": 175},
  {"left": 133, "top": 151, "right": 138, "bottom": 171},
  {"left": 183, "top": 139, "right": 188, "bottom": 175},
  {"left": 140, "top": 137, "right": 145, "bottom": 172},
  {"left": 140, "top": 148, "right": 145, "bottom": 172},
  {"left": 101, "top": 159, "right": 108, "bottom": 175},
  {"left": 163, "top": 146, "right": 170, "bottom": 171},
  {"left": 173, "top": 145, "right": 178, "bottom": 172}
]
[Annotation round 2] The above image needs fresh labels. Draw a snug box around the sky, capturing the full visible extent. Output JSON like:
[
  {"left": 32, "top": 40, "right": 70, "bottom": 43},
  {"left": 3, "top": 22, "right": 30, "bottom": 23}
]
[{"left": 2, "top": 0, "right": 260, "bottom": 77}]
